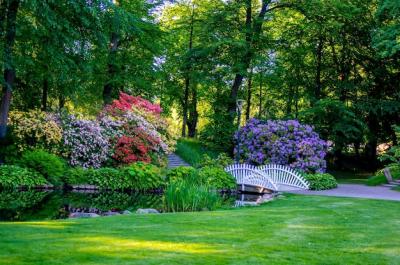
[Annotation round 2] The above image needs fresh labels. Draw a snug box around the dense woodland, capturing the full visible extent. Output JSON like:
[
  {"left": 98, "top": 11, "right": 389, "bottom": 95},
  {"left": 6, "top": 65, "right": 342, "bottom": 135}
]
[{"left": 0, "top": 0, "right": 399, "bottom": 171}]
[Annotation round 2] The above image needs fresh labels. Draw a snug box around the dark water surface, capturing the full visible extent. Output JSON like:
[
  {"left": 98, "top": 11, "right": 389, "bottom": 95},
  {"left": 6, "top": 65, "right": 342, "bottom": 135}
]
[{"left": 0, "top": 189, "right": 271, "bottom": 221}]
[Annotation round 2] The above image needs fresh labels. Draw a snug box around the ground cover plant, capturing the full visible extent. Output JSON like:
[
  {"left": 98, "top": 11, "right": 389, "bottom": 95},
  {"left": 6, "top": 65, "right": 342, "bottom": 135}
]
[{"left": 0, "top": 195, "right": 399, "bottom": 265}]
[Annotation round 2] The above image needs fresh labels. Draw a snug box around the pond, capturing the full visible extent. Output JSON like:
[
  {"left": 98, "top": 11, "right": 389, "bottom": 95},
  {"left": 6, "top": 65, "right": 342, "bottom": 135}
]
[{"left": 0, "top": 189, "right": 272, "bottom": 221}]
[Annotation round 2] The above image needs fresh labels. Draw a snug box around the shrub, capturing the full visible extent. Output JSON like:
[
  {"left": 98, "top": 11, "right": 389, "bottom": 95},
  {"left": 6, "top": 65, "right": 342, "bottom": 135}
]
[
  {"left": 166, "top": 166, "right": 197, "bottom": 184},
  {"left": 367, "top": 164, "right": 400, "bottom": 186},
  {"left": 122, "top": 162, "right": 164, "bottom": 191},
  {"left": 197, "top": 166, "right": 236, "bottom": 190},
  {"left": 0, "top": 165, "right": 47, "bottom": 188},
  {"left": 199, "top": 153, "right": 234, "bottom": 169},
  {"left": 18, "top": 150, "right": 66, "bottom": 185},
  {"left": 100, "top": 92, "right": 174, "bottom": 166},
  {"left": 62, "top": 115, "right": 110, "bottom": 168},
  {"left": 235, "top": 119, "right": 328, "bottom": 173},
  {"left": 163, "top": 174, "right": 221, "bottom": 212},
  {"left": 88, "top": 168, "right": 129, "bottom": 190},
  {"left": 65, "top": 163, "right": 163, "bottom": 191},
  {"left": 64, "top": 167, "right": 88, "bottom": 185},
  {"left": 8, "top": 110, "right": 62, "bottom": 153},
  {"left": 304, "top": 173, "right": 338, "bottom": 190}
]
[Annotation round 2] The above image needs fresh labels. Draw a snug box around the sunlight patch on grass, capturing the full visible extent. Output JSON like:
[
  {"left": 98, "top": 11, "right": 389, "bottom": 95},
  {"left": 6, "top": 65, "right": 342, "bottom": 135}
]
[
  {"left": 74, "top": 236, "right": 220, "bottom": 254},
  {"left": 0, "top": 221, "right": 74, "bottom": 229}
]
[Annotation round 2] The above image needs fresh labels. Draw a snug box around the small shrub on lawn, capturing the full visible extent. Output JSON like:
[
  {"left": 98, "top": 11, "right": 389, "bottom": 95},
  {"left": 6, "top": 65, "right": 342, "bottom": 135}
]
[
  {"left": 197, "top": 166, "right": 236, "bottom": 190},
  {"left": 18, "top": 150, "right": 66, "bottom": 185},
  {"left": 0, "top": 165, "right": 47, "bottom": 188},
  {"left": 304, "top": 173, "right": 338, "bottom": 190}
]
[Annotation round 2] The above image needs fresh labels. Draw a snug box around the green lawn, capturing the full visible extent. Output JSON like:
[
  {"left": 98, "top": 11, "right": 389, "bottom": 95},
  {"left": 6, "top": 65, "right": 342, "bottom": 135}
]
[{"left": 1, "top": 195, "right": 399, "bottom": 265}]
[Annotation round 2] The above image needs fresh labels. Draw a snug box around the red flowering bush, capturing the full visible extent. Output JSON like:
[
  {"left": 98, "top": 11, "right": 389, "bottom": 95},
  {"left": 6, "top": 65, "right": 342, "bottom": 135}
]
[
  {"left": 104, "top": 92, "right": 162, "bottom": 115},
  {"left": 113, "top": 136, "right": 151, "bottom": 164},
  {"left": 100, "top": 92, "right": 174, "bottom": 166}
]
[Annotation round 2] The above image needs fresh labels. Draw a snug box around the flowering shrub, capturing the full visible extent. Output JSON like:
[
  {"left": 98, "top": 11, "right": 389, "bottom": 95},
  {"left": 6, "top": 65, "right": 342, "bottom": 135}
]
[
  {"left": 62, "top": 115, "right": 110, "bottom": 168},
  {"left": 235, "top": 119, "right": 328, "bottom": 173},
  {"left": 113, "top": 135, "right": 151, "bottom": 164},
  {"left": 101, "top": 92, "right": 173, "bottom": 165},
  {"left": 8, "top": 110, "right": 62, "bottom": 153}
]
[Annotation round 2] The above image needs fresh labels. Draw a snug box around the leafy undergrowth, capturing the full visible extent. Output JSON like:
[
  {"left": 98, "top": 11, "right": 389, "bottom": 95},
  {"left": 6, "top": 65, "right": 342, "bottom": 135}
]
[
  {"left": 175, "top": 138, "right": 220, "bottom": 166},
  {"left": 1, "top": 195, "right": 400, "bottom": 265}
]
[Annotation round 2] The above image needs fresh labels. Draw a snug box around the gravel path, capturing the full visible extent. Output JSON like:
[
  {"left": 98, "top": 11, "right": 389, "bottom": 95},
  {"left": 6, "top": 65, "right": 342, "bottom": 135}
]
[{"left": 290, "top": 184, "right": 400, "bottom": 201}]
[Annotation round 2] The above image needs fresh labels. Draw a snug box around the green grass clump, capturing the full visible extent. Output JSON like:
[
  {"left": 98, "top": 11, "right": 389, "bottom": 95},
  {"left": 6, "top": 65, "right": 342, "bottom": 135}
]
[
  {"left": 175, "top": 138, "right": 220, "bottom": 166},
  {"left": 1, "top": 195, "right": 400, "bottom": 264}
]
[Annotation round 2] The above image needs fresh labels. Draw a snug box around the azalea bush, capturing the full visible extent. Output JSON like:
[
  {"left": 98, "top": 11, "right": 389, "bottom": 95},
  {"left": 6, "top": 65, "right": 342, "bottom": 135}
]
[
  {"left": 8, "top": 110, "right": 62, "bottom": 153},
  {"left": 62, "top": 115, "right": 110, "bottom": 168},
  {"left": 101, "top": 92, "right": 173, "bottom": 165},
  {"left": 235, "top": 119, "right": 328, "bottom": 173}
]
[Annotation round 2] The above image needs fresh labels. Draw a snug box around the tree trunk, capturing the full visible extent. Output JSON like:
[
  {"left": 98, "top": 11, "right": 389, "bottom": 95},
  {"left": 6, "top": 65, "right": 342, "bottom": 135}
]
[
  {"left": 228, "top": 0, "right": 269, "bottom": 117},
  {"left": 181, "top": 3, "right": 195, "bottom": 137},
  {"left": 103, "top": 31, "right": 119, "bottom": 105},
  {"left": 245, "top": 68, "right": 253, "bottom": 121},
  {"left": 314, "top": 35, "right": 323, "bottom": 103},
  {"left": 0, "top": 0, "right": 20, "bottom": 140},
  {"left": 41, "top": 78, "right": 48, "bottom": 111},
  {"left": 59, "top": 95, "right": 65, "bottom": 110},
  {"left": 187, "top": 85, "right": 198, "bottom": 138}
]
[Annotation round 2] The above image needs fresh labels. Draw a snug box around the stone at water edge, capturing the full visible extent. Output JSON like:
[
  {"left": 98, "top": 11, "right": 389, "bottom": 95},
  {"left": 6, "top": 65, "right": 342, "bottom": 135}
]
[
  {"left": 69, "top": 212, "right": 100, "bottom": 218},
  {"left": 136, "top": 208, "right": 160, "bottom": 214},
  {"left": 122, "top": 210, "right": 132, "bottom": 215},
  {"left": 103, "top": 211, "right": 121, "bottom": 216}
]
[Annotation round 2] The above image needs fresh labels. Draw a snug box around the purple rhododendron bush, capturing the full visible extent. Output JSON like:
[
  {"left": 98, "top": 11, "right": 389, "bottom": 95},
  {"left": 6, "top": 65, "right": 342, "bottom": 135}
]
[{"left": 235, "top": 119, "right": 329, "bottom": 173}]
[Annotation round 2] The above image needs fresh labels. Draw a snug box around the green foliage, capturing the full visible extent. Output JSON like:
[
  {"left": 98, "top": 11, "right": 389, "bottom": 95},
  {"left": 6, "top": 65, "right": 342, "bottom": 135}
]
[
  {"left": 65, "top": 163, "right": 163, "bottom": 191},
  {"left": 88, "top": 168, "right": 127, "bottom": 190},
  {"left": 122, "top": 162, "right": 164, "bottom": 191},
  {"left": 0, "top": 190, "right": 48, "bottom": 210},
  {"left": 304, "top": 173, "right": 338, "bottom": 190},
  {"left": 198, "top": 153, "right": 234, "bottom": 169},
  {"left": 163, "top": 174, "right": 221, "bottom": 212},
  {"left": 367, "top": 164, "right": 400, "bottom": 186},
  {"left": 299, "top": 99, "right": 365, "bottom": 151},
  {"left": 166, "top": 166, "right": 197, "bottom": 184},
  {"left": 380, "top": 126, "right": 400, "bottom": 164},
  {"left": 0, "top": 165, "right": 47, "bottom": 188},
  {"left": 175, "top": 138, "right": 220, "bottom": 167},
  {"left": 197, "top": 166, "right": 236, "bottom": 190},
  {"left": 18, "top": 150, "right": 66, "bottom": 185}
]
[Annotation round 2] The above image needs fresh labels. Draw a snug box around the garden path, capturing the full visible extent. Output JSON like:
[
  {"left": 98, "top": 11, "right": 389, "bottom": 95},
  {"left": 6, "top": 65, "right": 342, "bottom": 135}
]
[
  {"left": 167, "top": 153, "right": 190, "bottom": 169},
  {"left": 290, "top": 184, "right": 400, "bottom": 201}
]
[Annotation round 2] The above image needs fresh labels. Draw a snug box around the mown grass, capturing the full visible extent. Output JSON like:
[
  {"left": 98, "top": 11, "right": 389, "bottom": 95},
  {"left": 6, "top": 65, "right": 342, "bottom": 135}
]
[
  {"left": 175, "top": 138, "right": 220, "bottom": 167},
  {"left": 1, "top": 195, "right": 400, "bottom": 265}
]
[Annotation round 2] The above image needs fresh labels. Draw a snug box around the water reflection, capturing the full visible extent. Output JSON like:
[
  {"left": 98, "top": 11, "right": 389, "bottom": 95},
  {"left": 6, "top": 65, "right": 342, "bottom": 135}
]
[{"left": 0, "top": 189, "right": 272, "bottom": 221}]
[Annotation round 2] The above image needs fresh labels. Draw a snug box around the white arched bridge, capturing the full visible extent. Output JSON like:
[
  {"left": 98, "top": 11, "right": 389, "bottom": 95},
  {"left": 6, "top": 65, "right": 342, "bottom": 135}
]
[{"left": 225, "top": 164, "right": 309, "bottom": 193}]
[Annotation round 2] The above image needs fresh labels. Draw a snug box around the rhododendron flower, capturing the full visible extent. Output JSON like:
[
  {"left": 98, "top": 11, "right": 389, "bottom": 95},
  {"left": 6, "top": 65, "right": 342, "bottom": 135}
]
[{"left": 235, "top": 119, "right": 328, "bottom": 173}]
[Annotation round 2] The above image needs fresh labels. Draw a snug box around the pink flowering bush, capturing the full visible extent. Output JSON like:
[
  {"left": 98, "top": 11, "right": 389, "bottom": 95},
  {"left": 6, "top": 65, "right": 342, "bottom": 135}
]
[
  {"left": 62, "top": 115, "right": 110, "bottom": 168},
  {"left": 101, "top": 92, "right": 173, "bottom": 165},
  {"left": 235, "top": 119, "right": 328, "bottom": 173}
]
